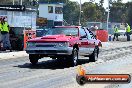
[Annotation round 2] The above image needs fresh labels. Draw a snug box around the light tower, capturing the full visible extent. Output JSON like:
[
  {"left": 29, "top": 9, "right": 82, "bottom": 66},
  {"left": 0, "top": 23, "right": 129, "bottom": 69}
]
[{"left": 107, "top": 0, "right": 110, "bottom": 32}]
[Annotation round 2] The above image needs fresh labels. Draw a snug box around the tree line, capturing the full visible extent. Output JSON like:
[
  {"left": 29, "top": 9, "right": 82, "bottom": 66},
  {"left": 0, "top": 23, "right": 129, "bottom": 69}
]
[
  {"left": 63, "top": 0, "right": 132, "bottom": 26},
  {"left": 0, "top": 0, "right": 132, "bottom": 26}
]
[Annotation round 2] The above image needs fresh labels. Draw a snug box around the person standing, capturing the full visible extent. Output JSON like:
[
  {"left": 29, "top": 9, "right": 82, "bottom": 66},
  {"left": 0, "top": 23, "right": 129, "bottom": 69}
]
[
  {"left": 0, "top": 18, "right": 2, "bottom": 33},
  {"left": 0, "top": 18, "right": 12, "bottom": 51},
  {"left": 126, "top": 23, "right": 131, "bottom": 41},
  {"left": 0, "top": 18, "right": 2, "bottom": 49},
  {"left": 113, "top": 25, "right": 119, "bottom": 41},
  {"left": 0, "top": 18, "right": 2, "bottom": 30}
]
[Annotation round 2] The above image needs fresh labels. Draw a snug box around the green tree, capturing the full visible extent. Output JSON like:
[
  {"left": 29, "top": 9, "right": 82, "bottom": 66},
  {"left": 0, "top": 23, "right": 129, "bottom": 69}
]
[
  {"left": 109, "top": 1, "right": 126, "bottom": 22},
  {"left": 0, "top": 0, "right": 38, "bottom": 5},
  {"left": 63, "top": 1, "right": 80, "bottom": 25},
  {"left": 117, "top": 0, "right": 122, "bottom": 3},
  {"left": 81, "top": 2, "right": 106, "bottom": 23},
  {"left": 39, "top": 0, "right": 68, "bottom": 3},
  {"left": 99, "top": 0, "right": 104, "bottom": 6},
  {"left": 0, "top": 0, "right": 12, "bottom": 4},
  {"left": 125, "top": 2, "right": 132, "bottom": 26}
]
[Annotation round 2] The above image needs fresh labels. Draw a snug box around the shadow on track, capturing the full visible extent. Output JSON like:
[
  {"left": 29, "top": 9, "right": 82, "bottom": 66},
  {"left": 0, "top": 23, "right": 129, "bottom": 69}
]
[{"left": 14, "top": 58, "right": 90, "bottom": 70}]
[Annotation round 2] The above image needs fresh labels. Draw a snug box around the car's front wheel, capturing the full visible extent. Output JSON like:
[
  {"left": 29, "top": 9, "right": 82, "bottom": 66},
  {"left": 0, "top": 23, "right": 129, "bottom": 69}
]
[
  {"left": 29, "top": 54, "right": 39, "bottom": 65},
  {"left": 69, "top": 48, "right": 79, "bottom": 66}
]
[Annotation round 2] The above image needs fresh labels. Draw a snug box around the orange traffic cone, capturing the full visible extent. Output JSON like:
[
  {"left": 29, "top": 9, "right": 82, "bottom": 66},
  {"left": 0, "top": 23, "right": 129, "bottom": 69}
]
[{"left": 77, "top": 65, "right": 86, "bottom": 76}]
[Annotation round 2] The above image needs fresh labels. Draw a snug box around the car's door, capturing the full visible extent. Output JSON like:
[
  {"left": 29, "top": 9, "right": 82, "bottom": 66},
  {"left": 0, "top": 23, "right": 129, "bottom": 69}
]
[
  {"left": 85, "top": 29, "right": 96, "bottom": 50},
  {"left": 79, "top": 28, "right": 89, "bottom": 55}
]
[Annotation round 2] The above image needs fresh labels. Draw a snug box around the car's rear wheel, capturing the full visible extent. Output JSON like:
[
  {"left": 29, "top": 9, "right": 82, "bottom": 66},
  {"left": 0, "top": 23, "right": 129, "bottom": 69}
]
[
  {"left": 89, "top": 46, "right": 99, "bottom": 62},
  {"left": 29, "top": 54, "right": 39, "bottom": 65}
]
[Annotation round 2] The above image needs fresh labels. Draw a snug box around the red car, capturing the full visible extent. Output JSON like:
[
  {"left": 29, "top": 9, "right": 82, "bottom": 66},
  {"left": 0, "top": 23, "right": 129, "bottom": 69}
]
[{"left": 26, "top": 26, "right": 102, "bottom": 66}]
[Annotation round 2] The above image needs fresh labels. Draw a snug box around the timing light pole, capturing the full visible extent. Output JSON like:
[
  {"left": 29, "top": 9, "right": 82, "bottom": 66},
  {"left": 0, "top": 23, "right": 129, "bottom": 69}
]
[
  {"left": 106, "top": 0, "right": 110, "bottom": 32},
  {"left": 13, "top": 0, "right": 14, "bottom": 5},
  {"left": 79, "top": 0, "right": 95, "bottom": 26},
  {"left": 20, "top": 0, "right": 23, "bottom": 5},
  {"left": 79, "top": 0, "right": 81, "bottom": 25}
]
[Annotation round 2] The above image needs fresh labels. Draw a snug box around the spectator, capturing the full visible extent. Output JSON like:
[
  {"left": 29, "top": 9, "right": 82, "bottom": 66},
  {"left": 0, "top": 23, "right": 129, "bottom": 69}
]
[
  {"left": 126, "top": 23, "right": 131, "bottom": 41},
  {"left": 113, "top": 25, "right": 119, "bottom": 41},
  {"left": 0, "top": 18, "right": 12, "bottom": 51},
  {"left": 0, "top": 18, "right": 2, "bottom": 46}
]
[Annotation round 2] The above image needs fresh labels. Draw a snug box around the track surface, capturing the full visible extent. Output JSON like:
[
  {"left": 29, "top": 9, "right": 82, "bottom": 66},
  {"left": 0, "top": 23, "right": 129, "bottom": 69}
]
[{"left": 0, "top": 41, "right": 132, "bottom": 88}]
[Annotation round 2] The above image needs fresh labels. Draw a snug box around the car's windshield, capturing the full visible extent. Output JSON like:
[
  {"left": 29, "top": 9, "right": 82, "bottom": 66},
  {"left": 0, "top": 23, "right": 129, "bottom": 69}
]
[{"left": 45, "top": 27, "right": 78, "bottom": 36}]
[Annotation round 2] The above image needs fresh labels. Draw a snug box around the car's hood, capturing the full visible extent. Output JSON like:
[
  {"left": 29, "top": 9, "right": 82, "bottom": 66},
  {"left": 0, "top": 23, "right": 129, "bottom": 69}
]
[{"left": 28, "top": 34, "right": 77, "bottom": 42}]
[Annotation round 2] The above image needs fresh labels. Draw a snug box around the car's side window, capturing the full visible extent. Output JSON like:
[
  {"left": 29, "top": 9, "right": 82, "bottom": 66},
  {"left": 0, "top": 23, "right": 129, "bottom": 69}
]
[
  {"left": 79, "top": 28, "right": 87, "bottom": 38},
  {"left": 87, "top": 32, "right": 92, "bottom": 39},
  {"left": 89, "top": 31, "right": 96, "bottom": 39},
  {"left": 85, "top": 29, "right": 95, "bottom": 40}
]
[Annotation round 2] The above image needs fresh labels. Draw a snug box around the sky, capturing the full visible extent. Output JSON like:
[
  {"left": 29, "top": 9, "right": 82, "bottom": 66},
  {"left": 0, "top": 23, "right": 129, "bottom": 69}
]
[{"left": 70, "top": 0, "right": 131, "bottom": 8}]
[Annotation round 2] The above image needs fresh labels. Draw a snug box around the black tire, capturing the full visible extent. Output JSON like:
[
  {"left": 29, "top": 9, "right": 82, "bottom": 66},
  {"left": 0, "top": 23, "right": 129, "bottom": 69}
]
[
  {"left": 69, "top": 48, "right": 79, "bottom": 66},
  {"left": 89, "top": 46, "right": 99, "bottom": 62},
  {"left": 76, "top": 75, "right": 86, "bottom": 85},
  {"left": 29, "top": 54, "right": 39, "bottom": 65}
]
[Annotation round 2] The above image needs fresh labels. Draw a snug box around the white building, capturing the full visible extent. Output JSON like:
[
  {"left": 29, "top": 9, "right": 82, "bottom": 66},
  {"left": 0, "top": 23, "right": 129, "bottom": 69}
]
[
  {"left": 0, "top": 10, "right": 36, "bottom": 29},
  {"left": 39, "top": 3, "right": 63, "bottom": 26}
]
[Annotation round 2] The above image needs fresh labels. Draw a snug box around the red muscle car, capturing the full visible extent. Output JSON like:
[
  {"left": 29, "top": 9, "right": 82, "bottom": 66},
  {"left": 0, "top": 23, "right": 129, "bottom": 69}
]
[{"left": 26, "top": 26, "right": 102, "bottom": 66}]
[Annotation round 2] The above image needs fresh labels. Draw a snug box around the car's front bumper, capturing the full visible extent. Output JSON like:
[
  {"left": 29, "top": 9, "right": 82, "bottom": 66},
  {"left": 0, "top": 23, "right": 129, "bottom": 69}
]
[{"left": 26, "top": 47, "right": 73, "bottom": 55}]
